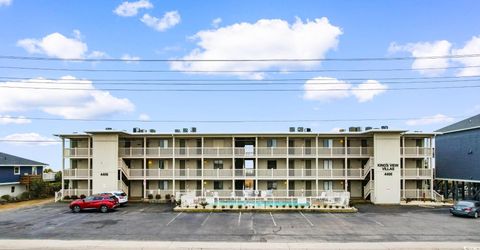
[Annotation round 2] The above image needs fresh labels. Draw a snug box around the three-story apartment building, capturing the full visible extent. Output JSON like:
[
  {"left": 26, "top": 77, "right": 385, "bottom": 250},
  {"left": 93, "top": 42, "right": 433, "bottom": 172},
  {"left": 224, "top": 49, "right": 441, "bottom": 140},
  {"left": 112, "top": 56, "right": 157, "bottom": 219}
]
[{"left": 57, "top": 128, "right": 437, "bottom": 204}]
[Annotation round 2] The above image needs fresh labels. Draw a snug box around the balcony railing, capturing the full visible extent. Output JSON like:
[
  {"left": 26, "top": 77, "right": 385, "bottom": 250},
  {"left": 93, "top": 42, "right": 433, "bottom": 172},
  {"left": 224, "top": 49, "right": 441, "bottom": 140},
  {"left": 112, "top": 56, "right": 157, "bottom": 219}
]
[
  {"left": 64, "top": 148, "right": 91, "bottom": 157},
  {"left": 402, "top": 168, "right": 432, "bottom": 178},
  {"left": 63, "top": 169, "right": 91, "bottom": 178},
  {"left": 257, "top": 169, "right": 287, "bottom": 178},
  {"left": 63, "top": 189, "right": 91, "bottom": 197},
  {"left": 401, "top": 147, "right": 433, "bottom": 157},
  {"left": 119, "top": 146, "right": 374, "bottom": 157},
  {"left": 146, "top": 169, "right": 174, "bottom": 178},
  {"left": 403, "top": 189, "right": 432, "bottom": 199},
  {"left": 317, "top": 169, "right": 345, "bottom": 178},
  {"left": 203, "top": 169, "right": 234, "bottom": 178}
]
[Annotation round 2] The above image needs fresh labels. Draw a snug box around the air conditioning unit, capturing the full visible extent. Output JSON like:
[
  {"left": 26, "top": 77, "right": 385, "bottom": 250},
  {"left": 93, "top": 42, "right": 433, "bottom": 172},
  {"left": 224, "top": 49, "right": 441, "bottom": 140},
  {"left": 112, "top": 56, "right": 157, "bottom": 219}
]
[
  {"left": 356, "top": 127, "right": 362, "bottom": 132},
  {"left": 174, "top": 129, "right": 181, "bottom": 133},
  {"left": 339, "top": 129, "right": 346, "bottom": 132},
  {"left": 348, "top": 127, "right": 356, "bottom": 132},
  {"left": 191, "top": 127, "right": 197, "bottom": 133},
  {"left": 133, "top": 127, "right": 140, "bottom": 133},
  {"left": 297, "top": 127, "right": 304, "bottom": 132},
  {"left": 149, "top": 129, "right": 156, "bottom": 133},
  {"left": 305, "top": 128, "right": 311, "bottom": 132},
  {"left": 105, "top": 127, "right": 112, "bottom": 130},
  {"left": 182, "top": 128, "right": 188, "bottom": 133},
  {"left": 365, "top": 127, "right": 372, "bottom": 131},
  {"left": 289, "top": 127, "right": 296, "bottom": 132},
  {"left": 381, "top": 125, "right": 389, "bottom": 130}
]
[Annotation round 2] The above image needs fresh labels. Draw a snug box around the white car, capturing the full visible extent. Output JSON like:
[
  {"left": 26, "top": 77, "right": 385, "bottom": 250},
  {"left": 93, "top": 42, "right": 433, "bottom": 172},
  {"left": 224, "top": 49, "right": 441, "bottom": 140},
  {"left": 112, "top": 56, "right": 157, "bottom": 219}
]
[{"left": 100, "top": 191, "right": 128, "bottom": 206}]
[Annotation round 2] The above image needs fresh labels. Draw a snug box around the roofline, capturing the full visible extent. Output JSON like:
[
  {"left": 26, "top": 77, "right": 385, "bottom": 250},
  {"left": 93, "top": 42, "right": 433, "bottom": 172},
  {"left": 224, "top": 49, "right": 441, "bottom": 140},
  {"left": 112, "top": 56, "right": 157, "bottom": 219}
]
[
  {"left": 0, "top": 164, "right": 48, "bottom": 166},
  {"left": 436, "top": 125, "right": 480, "bottom": 135}
]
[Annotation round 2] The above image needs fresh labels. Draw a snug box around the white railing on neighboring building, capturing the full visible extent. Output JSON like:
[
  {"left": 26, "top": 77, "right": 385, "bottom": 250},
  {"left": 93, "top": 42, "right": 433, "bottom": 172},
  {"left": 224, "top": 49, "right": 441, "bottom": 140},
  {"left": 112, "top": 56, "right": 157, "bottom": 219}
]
[
  {"left": 364, "top": 180, "right": 374, "bottom": 199},
  {"left": 64, "top": 148, "right": 91, "bottom": 157},
  {"left": 401, "top": 147, "right": 433, "bottom": 157},
  {"left": 42, "top": 172, "right": 56, "bottom": 181},
  {"left": 362, "top": 157, "right": 374, "bottom": 178},
  {"left": 63, "top": 189, "right": 90, "bottom": 197},
  {"left": 63, "top": 169, "right": 91, "bottom": 178},
  {"left": 118, "top": 180, "right": 129, "bottom": 195}
]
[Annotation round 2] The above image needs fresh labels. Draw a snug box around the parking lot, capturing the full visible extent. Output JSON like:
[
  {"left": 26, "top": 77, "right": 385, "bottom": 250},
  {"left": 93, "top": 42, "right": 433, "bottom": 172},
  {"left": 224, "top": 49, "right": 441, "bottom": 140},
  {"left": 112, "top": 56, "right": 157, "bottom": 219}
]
[{"left": 0, "top": 202, "right": 479, "bottom": 243}]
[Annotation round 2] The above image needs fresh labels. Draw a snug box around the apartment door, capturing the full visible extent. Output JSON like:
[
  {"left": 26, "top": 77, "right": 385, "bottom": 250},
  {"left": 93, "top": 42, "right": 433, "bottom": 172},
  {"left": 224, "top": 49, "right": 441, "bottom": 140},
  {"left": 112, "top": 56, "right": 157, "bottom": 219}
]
[
  {"left": 288, "top": 139, "right": 295, "bottom": 155},
  {"left": 179, "top": 139, "right": 186, "bottom": 155},
  {"left": 305, "top": 139, "right": 312, "bottom": 155},
  {"left": 196, "top": 159, "right": 202, "bottom": 176},
  {"left": 324, "top": 181, "right": 333, "bottom": 191},
  {"left": 306, "top": 181, "right": 312, "bottom": 196},
  {"left": 179, "top": 160, "right": 186, "bottom": 176},
  {"left": 289, "top": 181, "right": 295, "bottom": 196},
  {"left": 305, "top": 160, "right": 312, "bottom": 176},
  {"left": 179, "top": 181, "right": 186, "bottom": 191},
  {"left": 196, "top": 139, "right": 202, "bottom": 154},
  {"left": 196, "top": 180, "right": 202, "bottom": 196},
  {"left": 289, "top": 159, "right": 295, "bottom": 177}
]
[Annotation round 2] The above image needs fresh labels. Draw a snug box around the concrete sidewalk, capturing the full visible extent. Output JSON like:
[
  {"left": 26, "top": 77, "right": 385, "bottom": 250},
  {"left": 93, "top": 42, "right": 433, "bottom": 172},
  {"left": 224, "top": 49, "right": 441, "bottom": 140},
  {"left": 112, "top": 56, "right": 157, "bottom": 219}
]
[{"left": 0, "top": 240, "right": 479, "bottom": 250}]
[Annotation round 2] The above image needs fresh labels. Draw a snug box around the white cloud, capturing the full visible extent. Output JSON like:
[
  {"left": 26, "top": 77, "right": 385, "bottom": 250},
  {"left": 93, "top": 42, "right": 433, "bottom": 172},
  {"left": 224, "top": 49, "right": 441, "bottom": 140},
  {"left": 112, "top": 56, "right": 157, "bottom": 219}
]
[
  {"left": 212, "top": 18, "right": 222, "bottom": 28},
  {"left": 405, "top": 114, "right": 454, "bottom": 126},
  {"left": 114, "top": 0, "right": 153, "bottom": 17},
  {"left": 304, "top": 77, "right": 386, "bottom": 102},
  {"left": 17, "top": 32, "right": 88, "bottom": 59},
  {"left": 0, "top": 0, "right": 12, "bottom": 7},
  {"left": 141, "top": 11, "right": 181, "bottom": 32},
  {"left": 170, "top": 17, "right": 342, "bottom": 78},
  {"left": 388, "top": 40, "right": 452, "bottom": 76},
  {"left": 138, "top": 113, "right": 150, "bottom": 121},
  {"left": 303, "top": 77, "right": 351, "bottom": 102},
  {"left": 87, "top": 50, "right": 109, "bottom": 59},
  {"left": 351, "top": 80, "right": 388, "bottom": 102},
  {"left": 0, "top": 115, "right": 31, "bottom": 125},
  {"left": 452, "top": 35, "right": 480, "bottom": 76},
  {"left": 0, "top": 76, "right": 135, "bottom": 119},
  {"left": 1, "top": 133, "right": 59, "bottom": 146},
  {"left": 121, "top": 54, "right": 141, "bottom": 64}
]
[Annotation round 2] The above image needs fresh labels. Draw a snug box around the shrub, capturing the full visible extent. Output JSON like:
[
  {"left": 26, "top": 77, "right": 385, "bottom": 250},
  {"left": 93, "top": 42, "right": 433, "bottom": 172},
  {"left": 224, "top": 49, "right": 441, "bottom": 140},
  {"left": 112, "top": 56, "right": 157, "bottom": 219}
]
[
  {"left": 175, "top": 200, "right": 181, "bottom": 206},
  {"left": 194, "top": 205, "right": 198, "bottom": 209},
  {"left": 329, "top": 205, "right": 333, "bottom": 209},
  {"left": 289, "top": 205, "right": 292, "bottom": 208},
  {"left": 229, "top": 205, "right": 233, "bottom": 209},
  {"left": 213, "top": 205, "right": 217, "bottom": 209},
  {"left": 1, "top": 195, "right": 11, "bottom": 202},
  {"left": 199, "top": 201, "right": 208, "bottom": 208},
  {"left": 19, "top": 192, "right": 30, "bottom": 201},
  {"left": 323, "top": 204, "right": 327, "bottom": 208},
  {"left": 63, "top": 195, "right": 71, "bottom": 200},
  {"left": 186, "top": 205, "right": 189, "bottom": 208},
  {"left": 252, "top": 206, "right": 255, "bottom": 209},
  {"left": 295, "top": 205, "right": 298, "bottom": 208},
  {"left": 0, "top": 199, "right": 6, "bottom": 205},
  {"left": 71, "top": 195, "right": 78, "bottom": 200},
  {"left": 269, "top": 205, "right": 273, "bottom": 208},
  {"left": 276, "top": 205, "right": 279, "bottom": 208},
  {"left": 341, "top": 206, "right": 345, "bottom": 209},
  {"left": 165, "top": 194, "right": 171, "bottom": 201},
  {"left": 221, "top": 205, "right": 225, "bottom": 209},
  {"left": 155, "top": 194, "right": 161, "bottom": 200},
  {"left": 147, "top": 194, "right": 154, "bottom": 199},
  {"left": 238, "top": 205, "right": 242, "bottom": 209},
  {"left": 282, "top": 205, "right": 286, "bottom": 208},
  {"left": 300, "top": 205, "right": 305, "bottom": 209},
  {"left": 80, "top": 194, "right": 86, "bottom": 199},
  {"left": 335, "top": 205, "right": 339, "bottom": 209}
]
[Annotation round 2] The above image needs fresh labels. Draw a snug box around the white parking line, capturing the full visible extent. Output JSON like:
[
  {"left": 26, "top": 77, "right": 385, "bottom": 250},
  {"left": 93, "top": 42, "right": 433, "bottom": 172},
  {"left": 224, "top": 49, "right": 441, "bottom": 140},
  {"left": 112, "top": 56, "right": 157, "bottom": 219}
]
[
  {"left": 270, "top": 212, "right": 277, "bottom": 227},
  {"left": 166, "top": 212, "right": 183, "bottom": 226},
  {"left": 238, "top": 212, "right": 242, "bottom": 226},
  {"left": 201, "top": 212, "right": 212, "bottom": 226},
  {"left": 299, "top": 211, "right": 314, "bottom": 227}
]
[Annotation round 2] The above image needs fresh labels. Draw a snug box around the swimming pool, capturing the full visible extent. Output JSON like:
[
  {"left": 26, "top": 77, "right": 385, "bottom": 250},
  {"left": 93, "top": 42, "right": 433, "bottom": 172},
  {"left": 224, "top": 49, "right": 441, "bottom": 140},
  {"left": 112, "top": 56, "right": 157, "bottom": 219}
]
[{"left": 214, "top": 200, "right": 309, "bottom": 208}]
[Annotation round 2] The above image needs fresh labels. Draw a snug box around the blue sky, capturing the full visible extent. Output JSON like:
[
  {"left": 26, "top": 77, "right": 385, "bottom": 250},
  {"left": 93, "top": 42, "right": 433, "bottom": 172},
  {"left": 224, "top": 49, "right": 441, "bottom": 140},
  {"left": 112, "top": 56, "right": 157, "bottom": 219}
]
[{"left": 0, "top": 0, "right": 479, "bottom": 169}]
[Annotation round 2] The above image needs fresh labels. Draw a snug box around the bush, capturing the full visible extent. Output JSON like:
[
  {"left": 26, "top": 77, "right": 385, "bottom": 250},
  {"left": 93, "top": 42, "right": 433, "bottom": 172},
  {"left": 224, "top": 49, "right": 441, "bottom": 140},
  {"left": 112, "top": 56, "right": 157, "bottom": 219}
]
[
  {"left": 19, "top": 192, "right": 30, "bottom": 201},
  {"left": 175, "top": 200, "right": 181, "bottom": 206},
  {"left": 0, "top": 199, "right": 6, "bottom": 205},
  {"left": 194, "top": 205, "right": 198, "bottom": 209},
  {"left": 80, "top": 194, "right": 86, "bottom": 199},
  {"left": 238, "top": 205, "right": 242, "bottom": 209},
  {"left": 199, "top": 201, "right": 208, "bottom": 208},
  {"left": 300, "top": 205, "right": 305, "bottom": 209},
  {"left": 329, "top": 205, "right": 333, "bottom": 209},
  {"left": 289, "top": 205, "right": 292, "bottom": 208},
  {"left": 213, "top": 205, "right": 217, "bottom": 209},
  {"left": 252, "top": 206, "right": 255, "bottom": 209},
  {"left": 341, "top": 206, "right": 345, "bottom": 209},
  {"left": 165, "top": 194, "right": 171, "bottom": 201},
  {"left": 229, "top": 205, "right": 233, "bottom": 209},
  {"left": 295, "top": 205, "right": 298, "bottom": 209},
  {"left": 186, "top": 205, "right": 189, "bottom": 208},
  {"left": 323, "top": 204, "right": 327, "bottom": 208},
  {"left": 282, "top": 205, "right": 286, "bottom": 208},
  {"left": 221, "top": 205, "right": 225, "bottom": 209},
  {"left": 71, "top": 195, "right": 78, "bottom": 200},
  {"left": 335, "top": 205, "right": 339, "bottom": 209},
  {"left": 1, "top": 195, "right": 12, "bottom": 202},
  {"left": 155, "top": 194, "right": 161, "bottom": 200},
  {"left": 63, "top": 195, "right": 71, "bottom": 200}
]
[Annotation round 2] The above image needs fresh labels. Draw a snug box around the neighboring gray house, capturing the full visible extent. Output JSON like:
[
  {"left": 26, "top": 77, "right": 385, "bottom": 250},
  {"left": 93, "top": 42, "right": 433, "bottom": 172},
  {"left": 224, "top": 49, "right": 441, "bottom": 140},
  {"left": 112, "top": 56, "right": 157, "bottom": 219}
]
[
  {"left": 0, "top": 152, "right": 49, "bottom": 197},
  {"left": 435, "top": 114, "right": 480, "bottom": 200}
]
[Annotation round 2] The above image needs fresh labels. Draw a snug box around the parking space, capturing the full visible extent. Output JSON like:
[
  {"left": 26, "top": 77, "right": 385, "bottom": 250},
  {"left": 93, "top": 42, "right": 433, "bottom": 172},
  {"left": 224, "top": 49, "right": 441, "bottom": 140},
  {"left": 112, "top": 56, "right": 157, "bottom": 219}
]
[{"left": 0, "top": 202, "right": 479, "bottom": 242}]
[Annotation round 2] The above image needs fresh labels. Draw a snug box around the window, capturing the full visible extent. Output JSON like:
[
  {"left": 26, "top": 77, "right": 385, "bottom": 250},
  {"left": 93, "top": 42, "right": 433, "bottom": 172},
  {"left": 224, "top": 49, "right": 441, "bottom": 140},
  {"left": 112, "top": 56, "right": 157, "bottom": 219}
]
[
  {"left": 11, "top": 186, "right": 15, "bottom": 193},
  {"left": 323, "top": 139, "right": 333, "bottom": 148},
  {"left": 93, "top": 196, "right": 103, "bottom": 201},
  {"left": 13, "top": 167, "right": 20, "bottom": 175},
  {"left": 213, "top": 181, "right": 223, "bottom": 190},
  {"left": 158, "top": 181, "right": 168, "bottom": 190},
  {"left": 323, "top": 181, "right": 333, "bottom": 191},
  {"left": 323, "top": 160, "right": 333, "bottom": 170},
  {"left": 146, "top": 181, "right": 150, "bottom": 189},
  {"left": 32, "top": 167, "right": 38, "bottom": 175},
  {"left": 267, "top": 139, "right": 277, "bottom": 148},
  {"left": 159, "top": 139, "right": 168, "bottom": 148},
  {"left": 214, "top": 160, "right": 224, "bottom": 169},
  {"left": 267, "top": 181, "right": 277, "bottom": 190},
  {"left": 267, "top": 160, "right": 277, "bottom": 169}
]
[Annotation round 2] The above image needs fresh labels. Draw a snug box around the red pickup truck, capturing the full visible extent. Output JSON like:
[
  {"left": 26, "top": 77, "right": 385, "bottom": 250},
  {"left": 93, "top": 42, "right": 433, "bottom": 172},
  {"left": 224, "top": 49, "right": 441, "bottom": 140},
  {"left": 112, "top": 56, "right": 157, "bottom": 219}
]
[{"left": 69, "top": 194, "right": 119, "bottom": 213}]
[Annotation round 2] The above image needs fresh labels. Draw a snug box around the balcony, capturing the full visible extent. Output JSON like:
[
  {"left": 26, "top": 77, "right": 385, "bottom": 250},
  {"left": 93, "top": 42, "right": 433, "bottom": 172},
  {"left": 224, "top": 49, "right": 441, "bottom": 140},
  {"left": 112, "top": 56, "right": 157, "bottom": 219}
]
[
  {"left": 63, "top": 189, "right": 91, "bottom": 197},
  {"left": 257, "top": 169, "right": 287, "bottom": 178},
  {"left": 64, "top": 148, "right": 91, "bottom": 158},
  {"left": 318, "top": 169, "right": 345, "bottom": 178},
  {"left": 63, "top": 169, "right": 91, "bottom": 179},
  {"left": 146, "top": 169, "right": 174, "bottom": 178},
  {"left": 203, "top": 169, "right": 234, "bottom": 178},
  {"left": 401, "top": 147, "right": 433, "bottom": 157},
  {"left": 402, "top": 189, "right": 432, "bottom": 199},
  {"left": 402, "top": 168, "right": 432, "bottom": 179}
]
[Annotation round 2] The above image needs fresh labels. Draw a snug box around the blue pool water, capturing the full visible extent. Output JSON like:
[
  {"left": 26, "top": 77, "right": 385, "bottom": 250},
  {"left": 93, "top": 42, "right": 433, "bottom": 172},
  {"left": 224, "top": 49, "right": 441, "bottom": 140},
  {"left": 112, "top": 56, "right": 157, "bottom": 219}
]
[{"left": 214, "top": 200, "right": 309, "bottom": 208}]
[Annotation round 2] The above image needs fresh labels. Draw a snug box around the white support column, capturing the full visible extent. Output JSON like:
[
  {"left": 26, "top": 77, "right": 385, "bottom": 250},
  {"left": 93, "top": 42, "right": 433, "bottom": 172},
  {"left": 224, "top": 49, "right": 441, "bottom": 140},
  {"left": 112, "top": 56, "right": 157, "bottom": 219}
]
[
  {"left": 402, "top": 136, "right": 406, "bottom": 199},
  {"left": 429, "top": 136, "right": 434, "bottom": 199},
  {"left": 286, "top": 136, "right": 289, "bottom": 195},
  {"left": 87, "top": 137, "right": 91, "bottom": 195},
  {"left": 172, "top": 136, "right": 176, "bottom": 196},
  {"left": 143, "top": 136, "right": 147, "bottom": 199},
  {"left": 201, "top": 136, "right": 204, "bottom": 197},
  {"left": 344, "top": 136, "right": 348, "bottom": 191},
  {"left": 232, "top": 136, "right": 236, "bottom": 193},
  {"left": 315, "top": 135, "right": 319, "bottom": 196},
  {"left": 255, "top": 136, "right": 258, "bottom": 192},
  {"left": 61, "top": 138, "right": 65, "bottom": 199}
]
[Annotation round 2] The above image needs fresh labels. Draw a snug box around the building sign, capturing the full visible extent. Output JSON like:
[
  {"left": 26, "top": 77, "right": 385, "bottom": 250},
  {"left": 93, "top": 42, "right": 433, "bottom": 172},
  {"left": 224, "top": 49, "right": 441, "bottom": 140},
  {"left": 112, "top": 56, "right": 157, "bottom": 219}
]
[
  {"left": 377, "top": 163, "right": 399, "bottom": 176},
  {"left": 100, "top": 173, "right": 109, "bottom": 176}
]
